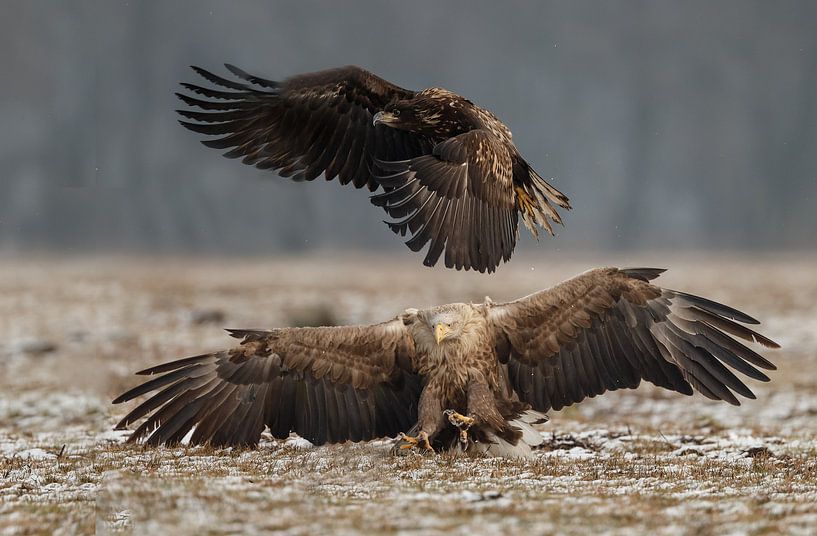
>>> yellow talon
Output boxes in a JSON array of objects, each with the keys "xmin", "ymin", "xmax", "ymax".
[
  {"xmin": 515, "ymin": 186, "xmax": 536, "ymax": 214},
  {"xmin": 399, "ymin": 433, "xmax": 416, "ymax": 449},
  {"xmin": 444, "ymin": 410, "xmax": 475, "ymax": 429},
  {"xmin": 399, "ymin": 431, "xmax": 432, "ymax": 451}
]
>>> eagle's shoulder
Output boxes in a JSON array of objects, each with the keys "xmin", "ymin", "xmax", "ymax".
[
  {"xmin": 417, "ymin": 87, "xmax": 466, "ymax": 102},
  {"xmin": 416, "ymin": 88, "xmax": 512, "ymax": 143}
]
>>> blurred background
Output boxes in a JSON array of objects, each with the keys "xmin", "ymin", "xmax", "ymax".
[
  {"xmin": 2, "ymin": 0, "xmax": 816, "ymax": 257},
  {"xmin": 3, "ymin": 4, "xmax": 817, "ymax": 533}
]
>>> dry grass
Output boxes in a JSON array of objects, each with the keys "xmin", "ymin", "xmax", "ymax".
[{"xmin": 1, "ymin": 253, "xmax": 816, "ymax": 535}]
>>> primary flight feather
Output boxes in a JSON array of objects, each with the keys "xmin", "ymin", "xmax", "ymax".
[
  {"xmin": 113, "ymin": 267, "xmax": 778, "ymax": 457},
  {"xmin": 177, "ymin": 64, "xmax": 571, "ymax": 273}
]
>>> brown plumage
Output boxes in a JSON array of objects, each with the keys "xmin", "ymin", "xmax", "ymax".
[
  {"xmin": 113, "ymin": 267, "xmax": 778, "ymax": 456},
  {"xmin": 177, "ymin": 65, "xmax": 571, "ymax": 273}
]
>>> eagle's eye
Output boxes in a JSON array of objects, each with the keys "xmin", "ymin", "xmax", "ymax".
[{"xmin": 392, "ymin": 109, "xmax": 401, "ymax": 117}]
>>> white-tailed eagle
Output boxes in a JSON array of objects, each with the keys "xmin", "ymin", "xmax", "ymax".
[{"xmin": 113, "ymin": 267, "xmax": 778, "ymax": 457}]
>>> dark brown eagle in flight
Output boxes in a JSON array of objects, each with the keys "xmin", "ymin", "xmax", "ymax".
[
  {"xmin": 176, "ymin": 65, "xmax": 571, "ymax": 273},
  {"xmin": 113, "ymin": 267, "xmax": 778, "ymax": 457}
]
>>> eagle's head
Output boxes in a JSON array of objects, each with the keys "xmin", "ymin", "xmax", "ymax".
[
  {"xmin": 372, "ymin": 101, "xmax": 424, "ymax": 131},
  {"xmin": 418, "ymin": 303, "xmax": 481, "ymax": 346},
  {"xmin": 372, "ymin": 91, "xmax": 461, "ymax": 137}
]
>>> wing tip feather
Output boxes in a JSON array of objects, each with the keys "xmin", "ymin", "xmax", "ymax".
[{"xmin": 621, "ymin": 267, "xmax": 667, "ymax": 282}]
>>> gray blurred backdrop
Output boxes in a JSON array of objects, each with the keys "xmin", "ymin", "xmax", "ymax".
[{"xmin": 2, "ymin": 0, "xmax": 816, "ymax": 256}]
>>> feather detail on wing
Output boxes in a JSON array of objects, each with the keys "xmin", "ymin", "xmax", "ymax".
[
  {"xmin": 177, "ymin": 65, "xmax": 432, "ymax": 191},
  {"xmin": 486, "ymin": 267, "xmax": 778, "ymax": 411},
  {"xmin": 370, "ymin": 129, "xmax": 518, "ymax": 273},
  {"xmin": 112, "ymin": 318, "xmax": 421, "ymax": 447}
]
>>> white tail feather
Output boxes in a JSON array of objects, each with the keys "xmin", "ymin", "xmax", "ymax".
[{"xmin": 464, "ymin": 410, "xmax": 547, "ymax": 459}]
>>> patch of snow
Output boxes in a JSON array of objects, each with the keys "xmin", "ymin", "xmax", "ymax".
[
  {"xmin": 13, "ymin": 448, "xmax": 57, "ymax": 460},
  {"xmin": 98, "ymin": 429, "xmax": 131, "ymax": 443},
  {"xmin": 284, "ymin": 436, "xmax": 314, "ymax": 450},
  {"xmin": 543, "ymin": 446, "xmax": 595, "ymax": 460}
]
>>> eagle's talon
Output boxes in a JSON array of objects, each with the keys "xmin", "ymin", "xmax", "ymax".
[
  {"xmin": 444, "ymin": 409, "xmax": 475, "ymax": 430},
  {"xmin": 399, "ymin": 431, "xmax": 432, "ymax": 451},
  {"xmin": 515, "ymin": 186, "xmax": 536, "ymax": 214},
  {"xmin": 398, "ymin": 432, "xmax": 417, "ymax": 450}
]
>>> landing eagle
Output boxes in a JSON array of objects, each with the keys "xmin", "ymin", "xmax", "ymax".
[
  {"xmin": 177, "ymin": 64, "xmax": 570, "ymax": 273},
  {"xmin": 113, "ymin": 268, "xmax": 778, "ymax": 457}
]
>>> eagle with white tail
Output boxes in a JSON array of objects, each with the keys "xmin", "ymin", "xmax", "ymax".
[{"xmin": 113, "ymin": 267, "xmax": 778, "ymax": 457}]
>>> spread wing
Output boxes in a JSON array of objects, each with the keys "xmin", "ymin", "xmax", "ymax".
[
  {"xmin": 370, "ymin": 129, "xmax": 518, "ymax": 273},
  {"xmin": 486, "ymin": 267, "xmax": 779, "ymax": 411},
  {"xmin": 112, "ymin": 319, "xmax": 420, "ymax": 447},
  {"xmin": 177, "ymin": 65, "xmax": 433, "ymax": 191}
]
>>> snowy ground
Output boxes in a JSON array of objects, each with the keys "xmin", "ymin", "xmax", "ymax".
[{"xmin": 1, "ymin": 253, "xmax": 816, "ymax": 535}]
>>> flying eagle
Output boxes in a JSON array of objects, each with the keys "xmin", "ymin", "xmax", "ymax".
[
  {"xmin": 113, "ymin": 267, "xmax": 778, "ymax": 457},
  {"xmin": 176, "ymin": 64, "xmax": 571, "ymax": 273}
]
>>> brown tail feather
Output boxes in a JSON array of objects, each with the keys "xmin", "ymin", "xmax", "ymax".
[{"xmin": 516, "ymin": 166, "xmax": 570, "ymax": 238}]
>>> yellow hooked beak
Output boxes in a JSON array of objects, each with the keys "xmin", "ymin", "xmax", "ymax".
[{"xmin": 434, "ymin": 323, "xmax": 451, "ymax": 345}]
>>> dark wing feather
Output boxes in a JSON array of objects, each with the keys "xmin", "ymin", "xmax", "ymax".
[
  {"xmin": 487, "ymin": 267, "xmax": 779, "ymax": 411},
  {"xmin": 113, "ymin": 319, "xmax": 420, "ymax": 447},
  {"xmin": 370, "ymin": 129, "xmax": 518, "ymax": 273},
  {"xmin": 177, "ymin": 65, "xmax": 432, "ymax": 191}
]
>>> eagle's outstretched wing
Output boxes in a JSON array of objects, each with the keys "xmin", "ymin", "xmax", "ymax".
[
  {"xmin": 113, "ymin": 319, "xmax": 420, "ymax": 447},
  {"xmin": 177, "ymin": 65, "xmax": 433, "ymax": 191},
  {"xmin": 486, "ymin": 267, "xmax": 778, "ymax": 411},
  {"xmin": 370, "ymin": 130, "xmax": 518, "ymax": 273}
]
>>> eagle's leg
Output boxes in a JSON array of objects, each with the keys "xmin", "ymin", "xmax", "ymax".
[
  {"xmin": 515, "ymin": 186, "xmax": 536, "ymax": 214},
  {"xmin": 449, "ymin": 377, "xmax": 506, "ymax": 444},
  {"xmin": 416, "ymin": 385, "xmax": 447, "ymax": 443},
  {"xmin": 514, "ymin": 186, "xmax": 540, "ymax": 237},
  {"xmin": 394, "ymin": 385, "xmax": 446, "ymax": 453},
  {"xmin": 444, "ymin": 410, "xmax": 475, "ymax": 444}
]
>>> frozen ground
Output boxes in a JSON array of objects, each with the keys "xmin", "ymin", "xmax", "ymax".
[{"xmin": 1, "ymin": 253, "xmax": 816, "ymax": 535}]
